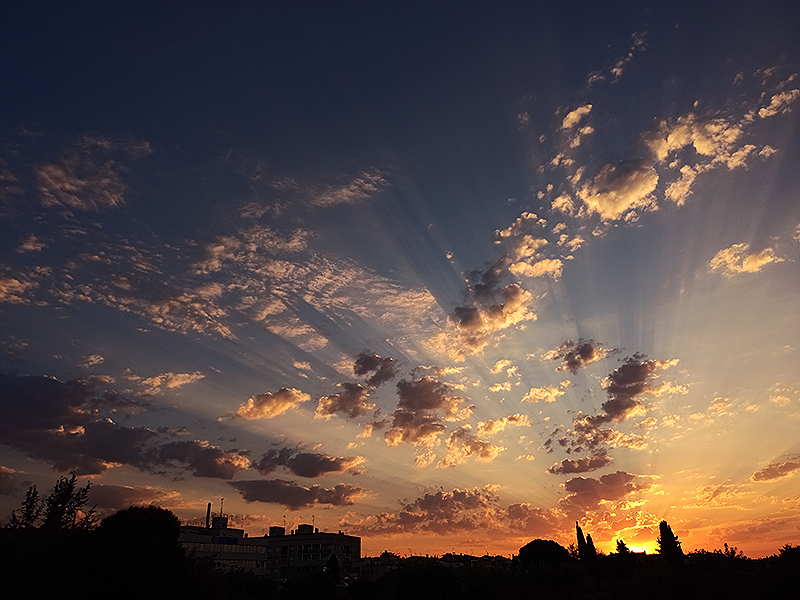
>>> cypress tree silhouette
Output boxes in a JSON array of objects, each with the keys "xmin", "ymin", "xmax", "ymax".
[
  {"xmin": 657, "ymin": 520, "xmax": 684, "ymax": 569},
  {"xmin": 576, "ymin": 521, "xmax": 598, "ymax": 562},
  {"xmin": 586, "ymin": 533, "xmax": 597, "ymax": 559}
]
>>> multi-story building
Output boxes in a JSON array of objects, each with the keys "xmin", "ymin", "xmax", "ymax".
[
  {"xmin": 263, "ymin": 524, "xmax": 360, "ymax": 580},
  {"xmin": 179, "ymin": 516, "xmax": 360, "ymax": 580},
  {"xmin": 179, "ymin": 515, "xmax": 269, "ymax": 574}
]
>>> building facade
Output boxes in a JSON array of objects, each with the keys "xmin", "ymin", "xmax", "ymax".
[{"xmin": 179, "ymin": 518, "xmax": 360, "ymax": 580}]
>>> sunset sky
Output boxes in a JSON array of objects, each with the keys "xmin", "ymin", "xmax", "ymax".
[{"xmin": 2, "ymin": 1, "xmax": 800, "ymax": 558}]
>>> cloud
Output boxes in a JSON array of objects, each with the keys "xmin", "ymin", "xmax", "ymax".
[
  {"xmin": 509, "ymin": 258, "xmax": 564, "ymax": 279},
  {"xmin": 341, "ymin": 485, "xmax": 502, "ymax": 536},
  {"xmin": 476, "ymin": 414, "xmax": 531, "ymax": 436},
  {"xmin": 308, "ymin": 168, "xmax": 389, "ymax": 207},
  {"xmin": 0, "ymin": 272, "xmax": 39, "ymax": 304},
  {"xmin": 544, "ymin": 339, "xmax": 611, "ymax": 373},
  {"xmin": 522, "ymin": 383, "xmax": 568, "ymax": 403},
  {"xmin": 437, "ymin": 426, "xmax": 505, "ymax": 467},
  {"xmin": 36, "ymin": 135, "xmax": 152, "ymax": 211},
  {"xmin": 254, "ymin": 448, "xmax": 363, "ymax": 478},
  {"xmin": 138, "ymin": 371, "xmax": 205, "ymax": 396},
  {"xmin": 316, "ymin": 382, "xmax": 375, "ymax": 420},
  {"xmin": 383, "ymin": 376, "xmax": 473, "ymax": 455},
  {"xmin": 230, "ymin": 479, "xmax": 366, "ymax": 509},
  {"xmin": 383, "ymin": 409, "xmax": 447, "ymax": 450},
  {"xmin": 561, "ymin": 105, "xmax": 592, "ymax": 129},
  {"xmin": 547, "ymin": 452, "xmax": 612, "ymax": 475},
  {"xmin": 709, "ymin": 243, "xmax": 783, "ymax": 276},
  {"xmin": 87, "ymin": 484, "xmax": 183, "ymax": 509},
  {"xmin": 236, "ymin": 387, "xmax": 310, "ymax": 419},
  {"xmin": 561, "ymin": 471, "xmax": 652, "ymax": 510},
  {"xmin": 394, "ymin": 377, "xmax": 471, "ymax": 419},
  {"xmin": 0, "ymin": 372, "xmax": 158, "ymax": 475},
  {"xmin": 645, "ymin": 113, "xmax": 743, "ymax": 162},
  {"xmin": 575, "ymin": 159, "xmax": 659, "ymax": 221},
  {"xmin": 490, "ymin": 359, "xmax": 512, "ymax": 374},
  {"xmin": 757, "ymin": 89, "xmax": 800, "ymax": 118},
  {"xmin": 156, "ymin": 440, "xmax": 250, "ymax": 479},
  {"xmin": 439, "ymin": 281, "xmax": 535, "ymax": 360},
  {"xmin": 353, "ymin": 351, "xmax": 397, "ymax": 387},
  {"xmin": 751, "ymin": 455, "xmax": 800, "ymax": 482},
  {"xmin": 554, "ymin": 354, "xmax": 679, "ymax": 455},
  {"xmin": 0, "ymin": 466, "xmax": 24, "ymax": 496}
]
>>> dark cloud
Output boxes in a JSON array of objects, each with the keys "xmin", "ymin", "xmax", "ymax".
[
  {"xmin": 353, "ymin": 352, "xmax": 397, "ymax": 387},
  {"xmin": 395, "ymin": 377, "xmax": 469, "ymax": 417},
  {"xmin": 545, "ymin": 339, "xmax": 611, "ymax": 374},
  {"xmin": 751, "ymin": 455, "xmax": 800, "ymax": 482},
  {"xmin": 552, "ymin": 354, "xmax": 677, "ymax": 455},
  {"xmin": 254, "ymin": 447, "xmax": 363, "ymax": 478},
  {"xmin": 0, "ymin": 372, "xmax": 157, "ymax": 475},
  {"xmin": 600, "ymin": 353, "xmax": 666, "ymax": 421},
  {"xmin": 229, "ymin": 479, "xmax": 365, "ymax": 510},
  {"xmin": 384, "ymin": 409, "xmax": 446, "ymax": 448},
  {"xmin": 342, "ymin": 486, "xmax": 501, "ymax": 536},
  {"xmin": 505, "ymin": 503, "xmax": 560, "ymax": 537},
  {"xmin": 156, "ymin": 440, "xmax": 250, "ymax": 479},
  {"xmin": 87, "ymin": 484, "xmax": 178, "ymax": 509},
  {"xmin": 315, "ymin": 382, "xmax": 374, "ymax": 419},
  {"xmin": 446, "ymin": 281, "xmax": 534, "ymax": 359},
  {"xmin": 384, "ymin": 377, "xmax": 471, "ymax": 450},
  {"xmin": 0, "ymin": 468, "xmax": 24, "ymax": 496},
  {"xmin": 547, "ymin": 452, "xmax": 612, "ymax": 475},
  {"xmin": 561, "ymin": 471, "xmax": 652, "ymax": 511}
]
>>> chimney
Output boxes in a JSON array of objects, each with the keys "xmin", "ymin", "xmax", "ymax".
[{"xmin": 206, "ymin": 502, "xmax": 211, "ymax": 528}]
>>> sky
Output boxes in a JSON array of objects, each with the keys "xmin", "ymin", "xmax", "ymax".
[{"xmin": 1, "ymin": 1, "xmax": 800, "ymax": 558}]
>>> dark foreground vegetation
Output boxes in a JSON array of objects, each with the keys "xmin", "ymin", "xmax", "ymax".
[{"xmin": 1, "ymin": 475, "xmax": 798, "ymax": 599}]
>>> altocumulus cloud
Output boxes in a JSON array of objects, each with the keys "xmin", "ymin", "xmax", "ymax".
[
  {"xmin": 254, "ymin": 447, "xmax": 364, "ymax": 478},
  {"xmin": 751, "ymin": 455, "xmax": 800, "ymax": 482},
  {"xmin": 236, "ymin": 387, "xmax": 310, "ymax": 419},
  {"xmin": 229, "ymin": 479, "xmax": 366, "ymax": 509},
  {"xmin": 709, "ymin": 243, "xmax": 783, "ymax": 276}
]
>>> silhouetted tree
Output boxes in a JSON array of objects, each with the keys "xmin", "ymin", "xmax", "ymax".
[
  {"xmin": 42, "ymin": 472, "xmax": 95, "ymax": 530},
  {"xmin": 576, "ymin": 521, "xmax": 587, "ymax": 558},
  {"xmin": 616, "ymin": 539, "xmax": 631, "ymax": 554},
  {"xmin": 518, "ymin": 538, "xmax": 571, "ymax": 568},
  {"xmin": 5, "ymin": 486, "xmax": 41, "ymax": 529},
  {"xmin": 657, "ymin": 520, "xmax": 684, "ymax": 569},
  {"xmin": 94, "ymin": 505, "xmax": 185, "ymax": 599},
  {"xmin": 585, "ymin": 533, "xmax": 597, "ymax": 558}
]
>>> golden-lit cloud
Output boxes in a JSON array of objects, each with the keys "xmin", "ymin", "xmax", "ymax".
[
  {"xmin": 437, "ymin": 426, "xmax": 505, "ymax": 467},
  {"xmin": 139, "ymin": 371, "xmax": 205, "ymax": 396},
  {"xmin": 561, "ymin": 105, "xmax": 592, "ymax": 129},
  {"xmin": 477, "ymin": 414, "xmax": 531, "ymax": 436},
  {"xmin": 757, "ymin": 89, "xmax": 800, "ymax": 118},
  {"xmin": 575, "ymin": 159, "xmax": 659, "ymax": 221},
  {"xmin": 36, "ymin": 135, "xmax": 152, "ymax": 211},
  {"xmin": 751, "ymin": 455, "xmax": 800, "ymax": 482},
  {"xmin": 522, "ymin": 383, "xmax": 567, "ymax": 403},
  {"xmin": 544, "ymin": 339, "xmax": 611, "ymax": 373},
  {"xmin": 236, "ymin": 387, "xmax": 311, "ymax": 419},
  {"xmin": 709, "ymin": 243, "xmax": 783, "ymax": 276},
  {"xmin": 315, "ymin": 383, "xmax": 375, "ymax": 420}
]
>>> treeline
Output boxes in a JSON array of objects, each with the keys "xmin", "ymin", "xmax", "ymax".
[
  {"xmin": 0, "ymin": 474, "xmax": 274, "ymax": 599},
  {"xmin": 2, "ymin": 474, "xmax": 798, "ymax": 599}
]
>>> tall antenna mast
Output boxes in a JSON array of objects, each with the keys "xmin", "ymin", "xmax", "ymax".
[{"xmin": 220, "ymin": 497, "xmax": 224, "ymax": 516}]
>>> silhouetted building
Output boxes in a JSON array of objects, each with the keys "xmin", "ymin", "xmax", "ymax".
[
  {"xmin": 263, "ymin": 523, "xmax": 360, "ymax": 579},
  {"xmin": 179, "ymin": 518, "xmax": 361, "ymax": 579}
]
